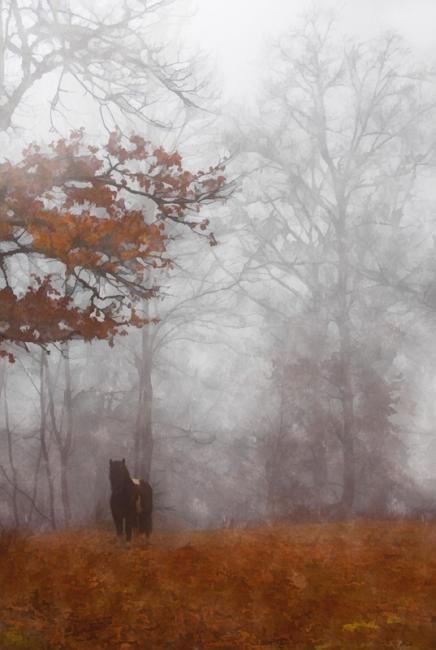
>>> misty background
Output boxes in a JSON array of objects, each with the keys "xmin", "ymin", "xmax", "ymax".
[{"xmin": 2, "ymin": 0, "xmax": 436, "ymax": 531}]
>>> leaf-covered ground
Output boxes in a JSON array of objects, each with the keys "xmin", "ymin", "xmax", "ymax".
[{"xmin": 1, "ymin": 520, "xmax": 436, "ymax": 649}]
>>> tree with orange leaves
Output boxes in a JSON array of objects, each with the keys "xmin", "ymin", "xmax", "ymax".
[{"xmin": 0, "ymin": 129, "xmax": 230, "ymax": 361}]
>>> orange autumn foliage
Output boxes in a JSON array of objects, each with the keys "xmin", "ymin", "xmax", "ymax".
[
  {"xmin": 0, "ymin": 129, "xmax": 228, "ymax": 360},
  {"xmin": 1, "ymin": 520, "xmax": 436, "ymax": 649}
]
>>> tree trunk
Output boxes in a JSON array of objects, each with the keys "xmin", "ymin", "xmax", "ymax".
[
  {"xmin": 39, "ymin": 351, "xmax": 57, "ymax": 530},
  {"xmin": 1, "ymin": 368, "xmax": 20, "ymax": 526},
  {"xmin": 61, "ymin": 345, "xmax": 73, "ymax": 525},
  {"xmin": 59, "ymin": 450, "xmax": 71, "ymax": 526},
  {"xmin": 44, "ymin": 346, "xmax": 73, "ymax": 526},
  {"xmin": 340, "ymin": 434, "xmax": 355, "ymax": 511},
  {"xmin": 311, "ymin": 435, "xmax": 328, "ymax": 494},
  {"xmin": 134, "ymin": 323, "xmax": 154, "ymax": 482},
  {"xmin": 265, "ymin": 365, "xmax": 287, "ymax": 519},
  {"xmin": 334, "ymin": 180, "xmax": 356, "ymax": 514},
  {"xmin": 337, "ymin": 317, "xmax": 356, "ymax": 513},
  {"xmin": 27, "ymin": 446, "xmax": 43, "ymax": 527}
]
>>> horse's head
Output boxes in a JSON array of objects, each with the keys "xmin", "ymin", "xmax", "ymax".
[{"xmin": 109, "ymin": 458, "xmax": 130, "ymax": 493}]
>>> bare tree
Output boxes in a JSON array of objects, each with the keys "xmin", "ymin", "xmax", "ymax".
[
  {"xmin": 225, "ymin": 17, "xmax": 436, "ymax": 513},
  {"xmin": 114, "ymin": 243, "xmax": 243, "ymax": 483},
  {"xmin": 0, "ymin": 0, "xmax": 203, "ymax": 132}
]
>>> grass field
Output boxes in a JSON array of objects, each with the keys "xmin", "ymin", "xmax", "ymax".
[{"xmin": 1, "ymin": 520, "xmax": 436, "ymax": 649}]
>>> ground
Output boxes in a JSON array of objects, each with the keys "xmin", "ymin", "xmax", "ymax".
[{"xmin": 0, "ymin": 520, "xmax": 436, "ymax": 649}]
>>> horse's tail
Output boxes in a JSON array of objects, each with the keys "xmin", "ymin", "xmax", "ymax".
[{"xmin": 139, "ymin": 480, "xmax": 153, "ymax": 537}]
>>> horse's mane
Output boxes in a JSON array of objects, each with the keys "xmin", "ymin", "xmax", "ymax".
[{"xmin": 109, "ymin": 459, "xmax": 133, "ymax": 489}]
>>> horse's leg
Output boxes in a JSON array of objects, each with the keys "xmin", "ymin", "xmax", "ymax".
[
  {"xmin": 145, "ymin": 510, "xmax": 153, "ymax": 538},
  {"xmin": 116, "ymin": 516, "xmax": 123, "ymax": 537},
  {"xmin": 111, "ymin": 498, "xmax": 124, "ymax": 538},
  {"xmin": 125, "ymin": 515, "xmax": 133, "ymax": 543},
  {"xmin": 111, "ymin": 512, "xmax": 123, "ymax": 539}
]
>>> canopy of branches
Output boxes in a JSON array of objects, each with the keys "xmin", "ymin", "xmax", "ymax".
[{"xmin": 0, "ymin": 129, "xmax": 228, "ymax": 361}]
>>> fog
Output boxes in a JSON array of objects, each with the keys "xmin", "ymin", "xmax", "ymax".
[
  {"xmin": 2, "ymin": 0, "xmax": 436, "ymax": 532},
  {"xmin": 191, "ymin": 0, "xmax": 436, "ymax": 99}
]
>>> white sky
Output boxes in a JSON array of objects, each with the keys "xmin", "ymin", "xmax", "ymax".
[{"xmin": 189, "ymin": 0, "xmax": 436, "ymax": 98}]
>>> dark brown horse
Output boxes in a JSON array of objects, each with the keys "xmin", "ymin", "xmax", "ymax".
[{"xmin": 109, "ymin": 459, "xmax": 153, "ymax": 543}]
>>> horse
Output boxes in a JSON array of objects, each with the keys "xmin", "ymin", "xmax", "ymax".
[{"xmin": 109, "ymin": 458, "xmax": 153, "ymax": 543}]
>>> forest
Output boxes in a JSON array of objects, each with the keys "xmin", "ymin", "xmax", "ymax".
[{"xmin": 1, "ymin": 1, "xmax": 436, "ymax": 648}]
